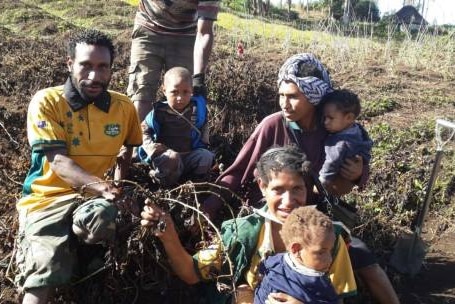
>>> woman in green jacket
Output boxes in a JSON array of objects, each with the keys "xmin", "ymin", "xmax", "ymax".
[{"xmin": 141, "ymin": 146, "xmax": 356, "ymax": 303}]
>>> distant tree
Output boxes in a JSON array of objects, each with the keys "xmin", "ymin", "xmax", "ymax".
[
  {"xmin": 354, "ymin": 1, "xmax": 380, "ymax": 22},
  {"xmin": 263, "ymin": 0, "xmax": 270, "ymax": 15},
  {"xmin": 342, "ymin": 0, "xmax": 350, "ymax": 24},
  {"xmin": 324, "ymin": 0, "xmax": 345, "ymax": 20},
  {"xmin": 287, "ymin": 0, "xmax": 292, "ymax": 17},
  {"xmin": 250, "ymin": 0, "xmax": 264, "ymax": 15},
  {"xmin": 322, "ymin": 0, "xmax": 380, "ymax": 22}
]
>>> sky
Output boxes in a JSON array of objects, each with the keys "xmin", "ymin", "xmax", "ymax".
[{"xmin": 376, "ymin": 0, "xmax": 455, "ymax": 25}]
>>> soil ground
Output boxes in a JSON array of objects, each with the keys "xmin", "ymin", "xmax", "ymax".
[{"xmin": 1, "ymin": 1, "xmax": 455, "ymax": 303}]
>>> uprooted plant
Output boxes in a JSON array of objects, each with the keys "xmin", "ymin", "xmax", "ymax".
[{"xmin": 64, "ymin": 179, "xmax": 248, "ymax": 304}]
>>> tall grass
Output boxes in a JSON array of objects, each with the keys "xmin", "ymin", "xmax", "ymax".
[{"xmin": 218, "ymin": 10, "xmax": 454, "ymax": 79}]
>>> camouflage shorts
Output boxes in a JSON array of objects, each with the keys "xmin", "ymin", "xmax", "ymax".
[{"xmin": 15, "ymin": 198, "xmax": 117, "ymax": 290}]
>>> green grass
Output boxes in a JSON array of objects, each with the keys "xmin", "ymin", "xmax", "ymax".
[
  {"xmin": 361, "ymin": 98, "xmax": 399, "ymax": 118},
  {"xmin": 216, "ymin": 12, "xmax": 319, "ymax": 46},
  {"xmin": 368, "ymin": 120, "xmax": 434, "ymax": 160}
]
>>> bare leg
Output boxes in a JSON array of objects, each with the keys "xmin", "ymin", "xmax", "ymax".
[
  {"xmin": 22, "ymin": 287, "xmax": 51, "ymax": 304},
  {"xmin": 357, "ymin": 264, "xmax": 400, "ymax": 304}
]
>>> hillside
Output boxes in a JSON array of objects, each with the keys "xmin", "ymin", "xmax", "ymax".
[{"xmin": 1, "ymin": 0, "xmax": 455, "ymax": 303}]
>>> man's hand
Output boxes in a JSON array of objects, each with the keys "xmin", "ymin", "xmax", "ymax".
[
  {"xmin": 47, "ymin": 150, "xmax": 123, "ymax": 201},
  {"xmin": 85, "ymin": 181, "xmax": 121, "ymax": 201},
  {"xmin": 192, "ymin": 73, "xmax": 207, "ymax": 98},
  {"xmin": 102, "ymin": 185, "xmax": 121, "ymax": 201},
  {"xmin": 340, "ymin": 155, "xmax": 363, "ymax": 182},
  {"xmin": 115, "ymin": 145, "xmax": 133, "ymax": 182}
]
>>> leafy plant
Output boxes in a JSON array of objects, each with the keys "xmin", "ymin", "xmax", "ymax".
[{"xmin": 360, "ymin": 98, "xmax": 398, "ymax": 118}]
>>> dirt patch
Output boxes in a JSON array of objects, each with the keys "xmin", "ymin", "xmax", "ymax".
[{"xmin": 395, "ymin": 223, "xmax": 455, "ymax": 304}]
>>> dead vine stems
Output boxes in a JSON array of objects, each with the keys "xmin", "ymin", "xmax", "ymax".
[{"xmin": 71, "ymin": 179, "xmax": 245, "ymax": 302}]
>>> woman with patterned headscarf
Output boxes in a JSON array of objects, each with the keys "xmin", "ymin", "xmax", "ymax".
[
  {"xmin": 201, "ymin": 53, "xmax": 399, "ymax": 304},
  {"xmin": 205, "ymin": 53, "xmax": 361, "ymax": 214}
]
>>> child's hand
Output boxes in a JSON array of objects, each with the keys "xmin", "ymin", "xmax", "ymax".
[
  {"xmin": 265, "ymin": 292, "xmax": 303, "ymax": 303},
  {"xmin": 152, "ymin": 143, "xmax": 168, "ymax": 157},
  {"xmin": 82, "ymin": 180, "xmax": 121, "ymax": 202},
  {"xmin": 143, "ymin": 143, "xmax": 168, "ymax": 158},
  {"xmin": 153, "ymin": 143, "xmax": 167, "ymax": 155},
  {"xmin": 340, "ymin": 155, "xmax": 363, "ymax": 182}
]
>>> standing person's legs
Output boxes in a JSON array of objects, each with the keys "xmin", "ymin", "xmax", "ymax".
[
  {"xmin": 128, "ymin": 25, "xmax": 165, "ymax": 122},
  {"xmin": 164, "ymin": 34, "xmax": 195, "ymax": 75},
  {"xmin": 349, "ymin": 237, "xmax": 400, "ymax": 304}
]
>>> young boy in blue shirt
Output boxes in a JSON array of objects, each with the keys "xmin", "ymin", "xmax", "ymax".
[{"xmin": 138, "ymin": 67, "xmax": 214, "ymax": 187}]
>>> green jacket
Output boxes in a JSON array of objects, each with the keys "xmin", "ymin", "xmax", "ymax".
[{"xmin": 193, "ymin": 209, "xmax": 265, "ymax": 304}]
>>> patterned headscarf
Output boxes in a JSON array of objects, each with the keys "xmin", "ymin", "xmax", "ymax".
[{"xmin": 277, "ymin": 53, "xmax": 333, "ymax": 106}]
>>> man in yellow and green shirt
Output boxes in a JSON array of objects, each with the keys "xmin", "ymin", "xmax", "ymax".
[{"xmin": 15, "ymin": 29, "xmax": 142, "ymax": 304}]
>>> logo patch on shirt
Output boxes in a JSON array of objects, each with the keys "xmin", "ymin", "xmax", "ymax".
[
  {"xmin": 37, "ymin": 120, "xmax": 47, "ymax": 128},
  {"xmin": 72, "ymin": 137, "xmax": 81, "ymax": 146},
  {"xmin": 104, "ymin": 124, "xmax": 121, "ymax": 137}
]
